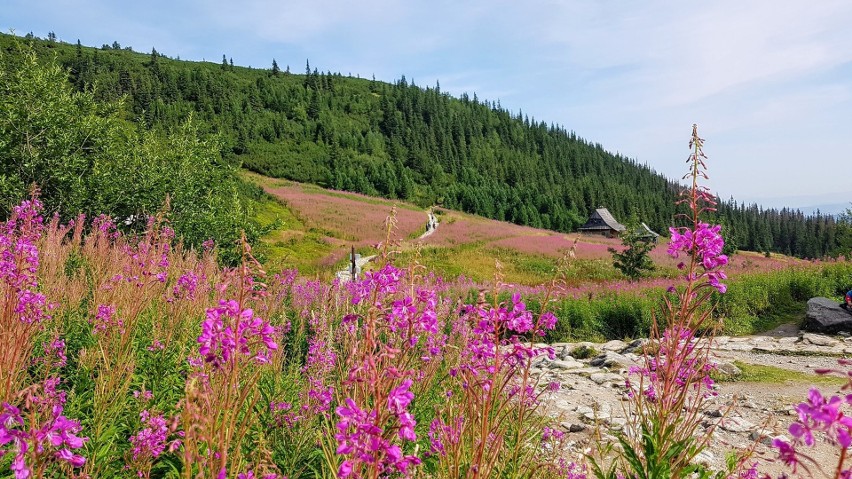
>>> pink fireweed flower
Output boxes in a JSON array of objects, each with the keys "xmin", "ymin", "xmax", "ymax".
[
  {"xmin": 171, "ymin": 271, "xmax": 201, "ymax": 301},
  {"xmin": 92, "ymin": 304, "xmax": 123, "ymax": 335},
  {"xmin": 667, "ymin": 222, "xmax": 728, "ymax": 293},
  {"xmin": 129, "ymin": 410, "xmax": 169, "ymax": 462},
  {"xmin": 41, "ymin": 337, "xmax": 66, "ymax": 369},
  {"xmin": 506, "ymin": 293, "xmax": 534, "ymax": 333},
  {"xmin": 541, "ymin": 426, "xmax": 564, "ymax": 442},
  {"xmin": 0, "ymin": 380, "xmax": 88, "ymax": 477},
  {"xmin": 91, "ymin": 214, "xmax": 119, "ymax": 239},
  {"xmin": 1, "ymin": 202, "xmax": 51, "ymax": 324},
  {"xmin": 786, "ymin": 388, "xmax": 852, "ymax": 449},
  {"xmin": 772, "ymin": 438, "xmax": 798, "ymax": 469},
  {"xmin": 428, "ymin": 417, "xmax": 464, "ymax": 457},
  {"xmin": 555, "ymin": 459, "xmax": 588, "ymax": 479},
  {"xmin": 270, "ymin": 402, "xmax": 303, "ymax": 428},
  {"xmin": 197, "ymin": 300, "xmax": 278, "ymax": 369},
  {"xmin": 387, "ymin": 380, "xmax": 414, "ymax": 414},
  {"xmin": 302, "ymin": 338, "xmax": 337, "ymax": 375},
  {"xmin": 335, "ymin": 396, "xmax": 421, "ymax": 477},
  {"xmin": 350, "ymin": 264, "xmax": 404, "ymax": 306},
  {"xmin": 236, "ymin": 471, "xmax": 285, "ymax": 479},
  {"xmin": 133, "ymin": 390, "xmax": 154, "ymax": 402}
]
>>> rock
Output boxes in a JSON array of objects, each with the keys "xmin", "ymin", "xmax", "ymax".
[
  {"xmin": 801, "ymin": 332, "xmax": 840, "ymax": 347},
  {"xmin": 601, "ymin": 340, "xmax": 628, "ymax": 352},
  {"xmin": 802, "ymin": 297, "xmax": 852, "ymax": 334},
  {"xmin": 716, "ymin": 416, "xmax": 755, "ymax": 433},
  {"xmin": 548, "ymin": 359, "xmax": 585, "ymax": 370},
  {"xmin": 609, "ymin": 417, "xmax": 627, "ymax": 430},
  {"xmin": 569, "ymin": 367, "xmax": 606, "ymax": 376},
  {"xmin": 576, "ymin": 405, "xmax": 594, "ymax": 416},
  {"xmin": 749, "ymin": 429, "xmax": 777, "ymax": 446},
  {"xmin": 722, "ymin": 342, "xmax": 754, "ymax": 352},
  {"xmin": 590, "ymin": 352, "xmax": 636, "ymax": 369},
  {"xmin": 567, "ymin": 423, "xmax": 586, "ymax": 433},
  {"xmin": 622, "ymin": 338, "xmax": 648, "ymax": 354},
  {"xmin": 549, "ymin": 399, "xmax": 574, "ymax": 410},
  {"xmin": 567, "ymin": 343, "xmax": 599, "ymax": 360},
  {"xmin": 714, "ymin": 361, "xmax": 742, "ymax": 377},
  {"xmin": 590, "ymin": 372, "xmax": 623, "ymax": 385}
]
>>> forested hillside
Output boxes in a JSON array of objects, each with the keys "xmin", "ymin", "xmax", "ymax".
[{"xmin": 2, "ymin": 32, "xmax": 849, "ymax": 258}]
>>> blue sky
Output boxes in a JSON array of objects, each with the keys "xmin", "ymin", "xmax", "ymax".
[{"xmin": 5, "ymin": 1, "xmax": 852, "ymax": 213}]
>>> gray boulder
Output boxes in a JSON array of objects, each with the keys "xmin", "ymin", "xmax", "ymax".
[{"xmin": 802, "ymin": 297, "xmax": 852, "ymax": 334}]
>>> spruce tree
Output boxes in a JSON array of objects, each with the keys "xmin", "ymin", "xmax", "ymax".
[
  {"xmin": 271, "ymin": 58, "xmax": 280, "ymax": 76},
  {"xmin": 609, "ymin": 218, "xmax": 656, "ymax": 281}
]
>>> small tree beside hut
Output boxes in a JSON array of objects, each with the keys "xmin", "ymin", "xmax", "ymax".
[{"xmin": 608, "ymin": 219, "xmax": 657, "ymax": 281}]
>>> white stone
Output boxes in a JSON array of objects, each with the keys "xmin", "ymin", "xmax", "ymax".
[
  {"xmin": 801, "ymin": 333, "xmax": 839, "ymax": 347},
  {"xmin": 590, "ymin": 372, "xmax": 623, "ymax": 385},
  {"xmin": 549, "ymin": 359, "xmax": 585, "ymax": 370},
  {"xmin": 716, "ymin": 416, "xmax": 756, "ymax": 433}
]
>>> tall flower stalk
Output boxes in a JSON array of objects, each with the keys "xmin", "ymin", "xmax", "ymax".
[
  {"xmin": 591, "ymin": 125, "xmax": 741, "ymax": 479},
  {"xmin": 179, "ymin": 236, "xmax": 280, "ymax": 479},
  {"xmin": 0, "ymin": 197, "xmax": 50, "ymax": 404}
]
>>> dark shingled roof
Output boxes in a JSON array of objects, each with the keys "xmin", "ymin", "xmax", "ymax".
[{"xmin": 578, "ymin": 208, "xmax": 626, "ymax": 232}]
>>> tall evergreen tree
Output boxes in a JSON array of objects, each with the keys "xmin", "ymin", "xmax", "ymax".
[{"xmin": 9, "ymin": 32, "xmax": 842, "ymax": 260}]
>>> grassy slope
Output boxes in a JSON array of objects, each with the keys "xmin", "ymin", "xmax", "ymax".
[{"xmin": 245, "ymin": 171, "xmax": 809, "ymax": 286}]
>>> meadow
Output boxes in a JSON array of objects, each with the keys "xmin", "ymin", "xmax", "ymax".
[
  {"xmin": 247, "ymin": 173, "xmax": 808, "ymax": 288},
  {"xmin": 245, "ymin": 172, "xmax": 837, "ymax": 343},
  {"xmin": 4, "ymin": 38, "xmax": 851, "ymax": 479},
  {"xmin": 1, "ymin": 197, "xmax": 585, "ymax": 479},
  {"xmin": 3, "ymin": 191, "xmax": 851, "ymax": 478}
]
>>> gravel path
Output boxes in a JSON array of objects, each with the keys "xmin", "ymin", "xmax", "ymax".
[{"xmin": 536, "ymin": 324, "xmax": 850, "ymax": 477}]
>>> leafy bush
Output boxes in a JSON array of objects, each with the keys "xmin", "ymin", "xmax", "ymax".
[{"xmin": 0, "ymin": 41, "xmax": 258, "ymax": 264}]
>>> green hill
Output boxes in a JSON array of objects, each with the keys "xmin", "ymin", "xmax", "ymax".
[{"xmin": 1, "ymin": 32, "xmax": 849, "ymax": 259}]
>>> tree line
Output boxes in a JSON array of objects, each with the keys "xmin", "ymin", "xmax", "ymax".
[{"xmin": 2, "ymin": 32, "xmax": 850, "ymax": 258}]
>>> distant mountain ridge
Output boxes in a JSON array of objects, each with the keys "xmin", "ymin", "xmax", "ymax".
[
  {"xmin": 800, "ymin": 203, "xmax": 848, "ymax": 217},
  {"xmin": 2, "ymin": 32, "xmax": 849, "ymax": 258}
]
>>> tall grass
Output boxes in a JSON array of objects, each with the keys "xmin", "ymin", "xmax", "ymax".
[{"xmin": 0, "ymin": 200, "xmax": 582, "ymax": 478}]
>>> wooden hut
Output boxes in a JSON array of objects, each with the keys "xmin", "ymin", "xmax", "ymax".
[
  {"xmin": 635, "ymin": 222, "xmax": 660, "ymax": 243},
  {"xmin": 578, "ymin": 207, "xmax": 626, "ymax": 238}
]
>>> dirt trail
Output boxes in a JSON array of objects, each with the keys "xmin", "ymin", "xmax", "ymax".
[{"xmin": 337, "ymin": 209, "xmax": 437, "ymax": 280}]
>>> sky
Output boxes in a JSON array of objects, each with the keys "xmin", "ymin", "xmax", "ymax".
[{"xmin": 4, "ymin": 1, "xmax": 852, "ymax": 213}]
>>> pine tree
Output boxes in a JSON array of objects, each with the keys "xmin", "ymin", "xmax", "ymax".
[
  {"xmin": 609, "ymin": 218, "xmax": 656, "ymax": 281},
  {"xmin": 221, "ymin": 54, "xmax": 228, "ymax": 70},
  {"xmin": 271, "ymin": 58, "xmax": 280, "ymax": 76}
]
